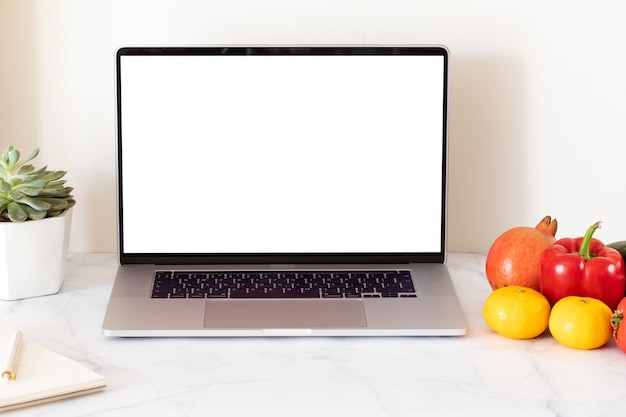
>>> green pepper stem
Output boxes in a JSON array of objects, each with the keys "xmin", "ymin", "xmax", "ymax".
[
  {"xmin": 579, "ymin": 221, "xmax": 601, "ymax": 261},
  {"xmin": 611, "ymin": 310, "xmax": 623, "ymax": 339}
]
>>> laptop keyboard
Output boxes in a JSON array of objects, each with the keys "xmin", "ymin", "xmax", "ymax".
[{"xmin": 151, "ymin": 270, "xmax": 417, "ymax": 299}]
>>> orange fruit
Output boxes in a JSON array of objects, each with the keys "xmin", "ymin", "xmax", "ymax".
[
  {"xmin": 483, "ymin": 286, "xmax": 551, "ymax": 339},
  {"xmin": 485, "ymin": 215, "xmax": 557, "ymax": 291},
  {"xmin": 548, "ymin": 296, "xmax": 612, "ymax": 350}
]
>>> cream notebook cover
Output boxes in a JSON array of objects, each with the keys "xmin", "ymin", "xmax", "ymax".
[{"xmin": 0, "ymin": 321, "xmax": 106, "ymax": 412}]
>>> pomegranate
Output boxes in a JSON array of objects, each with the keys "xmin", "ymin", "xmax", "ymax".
[{"xmin": 485, "ymin": 216, "xmax": 557, "ymax": 291}]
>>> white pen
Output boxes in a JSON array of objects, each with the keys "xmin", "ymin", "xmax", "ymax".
[{"xmin": 2, "ymin": 330, "xmax": 23, "ymax": 382}]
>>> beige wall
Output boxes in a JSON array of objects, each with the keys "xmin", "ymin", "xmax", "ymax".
[{"xmin": 2, "ymin": 0, "xmax": 626, "ymax": 253}]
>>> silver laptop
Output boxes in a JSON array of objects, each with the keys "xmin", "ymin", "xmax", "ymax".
[{"xmin": 102, "ymin": 45, "xmax": 468, "ymax": 337}]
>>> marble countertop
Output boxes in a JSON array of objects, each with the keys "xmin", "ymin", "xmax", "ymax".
[{"xmin": 2, "ymin": 253, "xmax": 626, "ymax": 417}]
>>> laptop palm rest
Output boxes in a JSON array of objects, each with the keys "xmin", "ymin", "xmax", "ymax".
[{"xmin": 204, "ymin": 300, "xmax": 367, "ymax": 329}]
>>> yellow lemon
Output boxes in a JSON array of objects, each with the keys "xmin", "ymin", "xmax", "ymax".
[
  {"xmin": 483, "ymin": 286, "xmax": 551, "ymax": 339},
  {"xmin": 548, "ymin": 296, "xmax": 612, "ymax": 350}
]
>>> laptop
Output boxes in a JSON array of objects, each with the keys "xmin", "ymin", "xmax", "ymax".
[{"xmin": 102, "ymin": 45, "xmax": 468, "ymax": 337}]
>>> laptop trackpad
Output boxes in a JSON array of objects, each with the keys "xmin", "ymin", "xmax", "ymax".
[{"xmin": 204, "ymin": 300, "xmax": 367, "ymax": 329}]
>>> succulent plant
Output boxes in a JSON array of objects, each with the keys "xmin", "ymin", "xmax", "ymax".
[{"xmin": 0, "ymin": 145, "xmax": 75, "ymax": 222}]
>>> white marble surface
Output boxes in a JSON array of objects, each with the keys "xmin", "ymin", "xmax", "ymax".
[{"xmin": 2, "ymin": 253, "xmax": 626, "ymax": 416}]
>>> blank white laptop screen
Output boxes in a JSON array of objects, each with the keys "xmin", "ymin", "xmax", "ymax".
[{"xmin": 118, "ymin": 48, "xmax": 446, "ymax": 257}]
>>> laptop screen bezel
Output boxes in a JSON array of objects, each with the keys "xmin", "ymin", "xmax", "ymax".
[{"xmin": 115, "ymin": 46, "xmax": 449, "ymax": 265}]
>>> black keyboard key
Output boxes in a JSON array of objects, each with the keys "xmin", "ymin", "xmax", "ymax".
[
  {"xmin": 207, "ymin": 290, "xmax": 228, "ymax": 298},
  {"xmin": 189, "ymin": 291, "xmax": 207, "ymax": 299},
  {"xmin": 322, "ymin": 288, "xmax": 343, "ymax": 298},
  {"xmin": 151, "ymin": 291, "xmax": 170, "ymax": 298}
]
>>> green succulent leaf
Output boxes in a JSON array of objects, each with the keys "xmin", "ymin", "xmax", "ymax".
[
  {"xmin": 39, "ymin": 170, "xmax": 67, "ymax": 182},
  {"xmin": 9, "ymin": 177, "xmax": 23, "ymax": 187},
  {"xmin": 8, "ymin": 191, "xmax": 25, "ymax": 201},
  {"xmin": 7, "ymin": 147, "xmax": 20, "ymax": 168},
  {"xmin": 13, "ymin": 148, "xmax": 40, "ymax": 171},
  {"xmin": 40, "ymin": 187, "xmax": 74, "ymax": 198},
  {"xmin": 17, "ymin": 166, "xmax": 48, "ymax": 182},
  {"xmin": 22, "ymin": 205, "xmax": 47, "ymax": 220},
  {"xmin": 45, "ymin": 179, "xmax": 67, "ymax": 188},
  {"xmin": 17, "ymin": 164, "xmax": 35, "ymax": 175},
  {"xmin": 12, "ymin": 187, "xmax": 42, "ymax": 197},
  {"xmin": 18, "ymin": 196, "xmax": 52, "ymax": 211},
  {"xmin": 14, "ymin": 180, "xmax": 46, "ymax": 191},
  {"xmin": 7, "ymin": 202, "xmax": 28, "ymax": 222},
  {"xmin": 36, "ymin": 197, "xmax": 69, "ymax": 210}
]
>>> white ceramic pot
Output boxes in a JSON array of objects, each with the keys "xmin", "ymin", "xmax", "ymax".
[{"xmin": 0, "ymin": 209, "xmax": 72, "ymax": 300}]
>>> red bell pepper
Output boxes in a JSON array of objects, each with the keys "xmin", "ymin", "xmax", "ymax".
[{"xmin": 540, "ymin": 221, "xmax": 626, "ymax": 310}]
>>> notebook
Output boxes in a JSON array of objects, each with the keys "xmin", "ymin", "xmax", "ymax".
[
  {"xmin": 0, "ymin": 322, "xmax": 105, "ymax": 411},
  {"xmin": 102, "ymin": 45, "xmax": 468, "ymax": 337}
]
